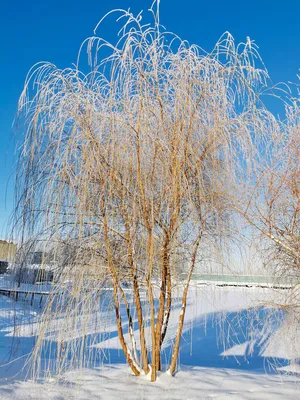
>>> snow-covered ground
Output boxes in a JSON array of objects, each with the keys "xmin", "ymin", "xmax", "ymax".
[
  {"xmin": 0, "ymin": 364, "xmax": 299, "ymax": 400},
  {"xmin": 0, "ymin": 277, "xmax": 299, "ymax": 399}
]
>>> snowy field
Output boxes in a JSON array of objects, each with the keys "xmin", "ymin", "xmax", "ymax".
[
  {"xmin": 0, "ymin": 278, "xmax": 299, "ymax": 399},
  {"xmin": 0, "ymin": 364, "xmax": 299, "ymax": 400}
]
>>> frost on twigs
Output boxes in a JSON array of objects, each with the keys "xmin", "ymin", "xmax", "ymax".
[{"xmin": 12, "ymin": 0, "xmax": 295, "ymax": 382}]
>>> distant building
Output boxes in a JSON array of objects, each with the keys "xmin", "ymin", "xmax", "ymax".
[
  {"xmin": 0, "ymin": 240, "xmax": 17, "ymax": 274},
  {"xmin": 32, "ymin": 251, "xmax": 43, "ymax": 265},
  {"xmin": 0, "ymin": 240, "xmax": 16, "ymax": 262},
  {"xmin": 0, "ymin": 262, "xmax": 8, "ymax": 274}
]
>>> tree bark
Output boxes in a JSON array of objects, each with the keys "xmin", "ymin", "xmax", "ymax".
[
  {"xmin": 155, "ymin": 235, "xmax": 170, "ymax": 371},
  {"xmin": 103, "ymin": 212, "xmax": 140, "ymax": 376},
  {"xmin": 169, "ymin": 236, "xmax": 201, "ymax": 375}
]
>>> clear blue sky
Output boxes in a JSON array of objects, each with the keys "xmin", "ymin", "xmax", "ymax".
[{"xmin": 0, "ymin": 0, "xmax": 299, "ymax": 235}]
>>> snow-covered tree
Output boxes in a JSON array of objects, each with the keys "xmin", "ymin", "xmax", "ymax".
[
  {"xmin": 14, "ymin": 2, "xmax": 285, "ymax": 381},
  {"xmin": 243, "ymin": 97, "xmax": 299, "ymax": 320}
]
